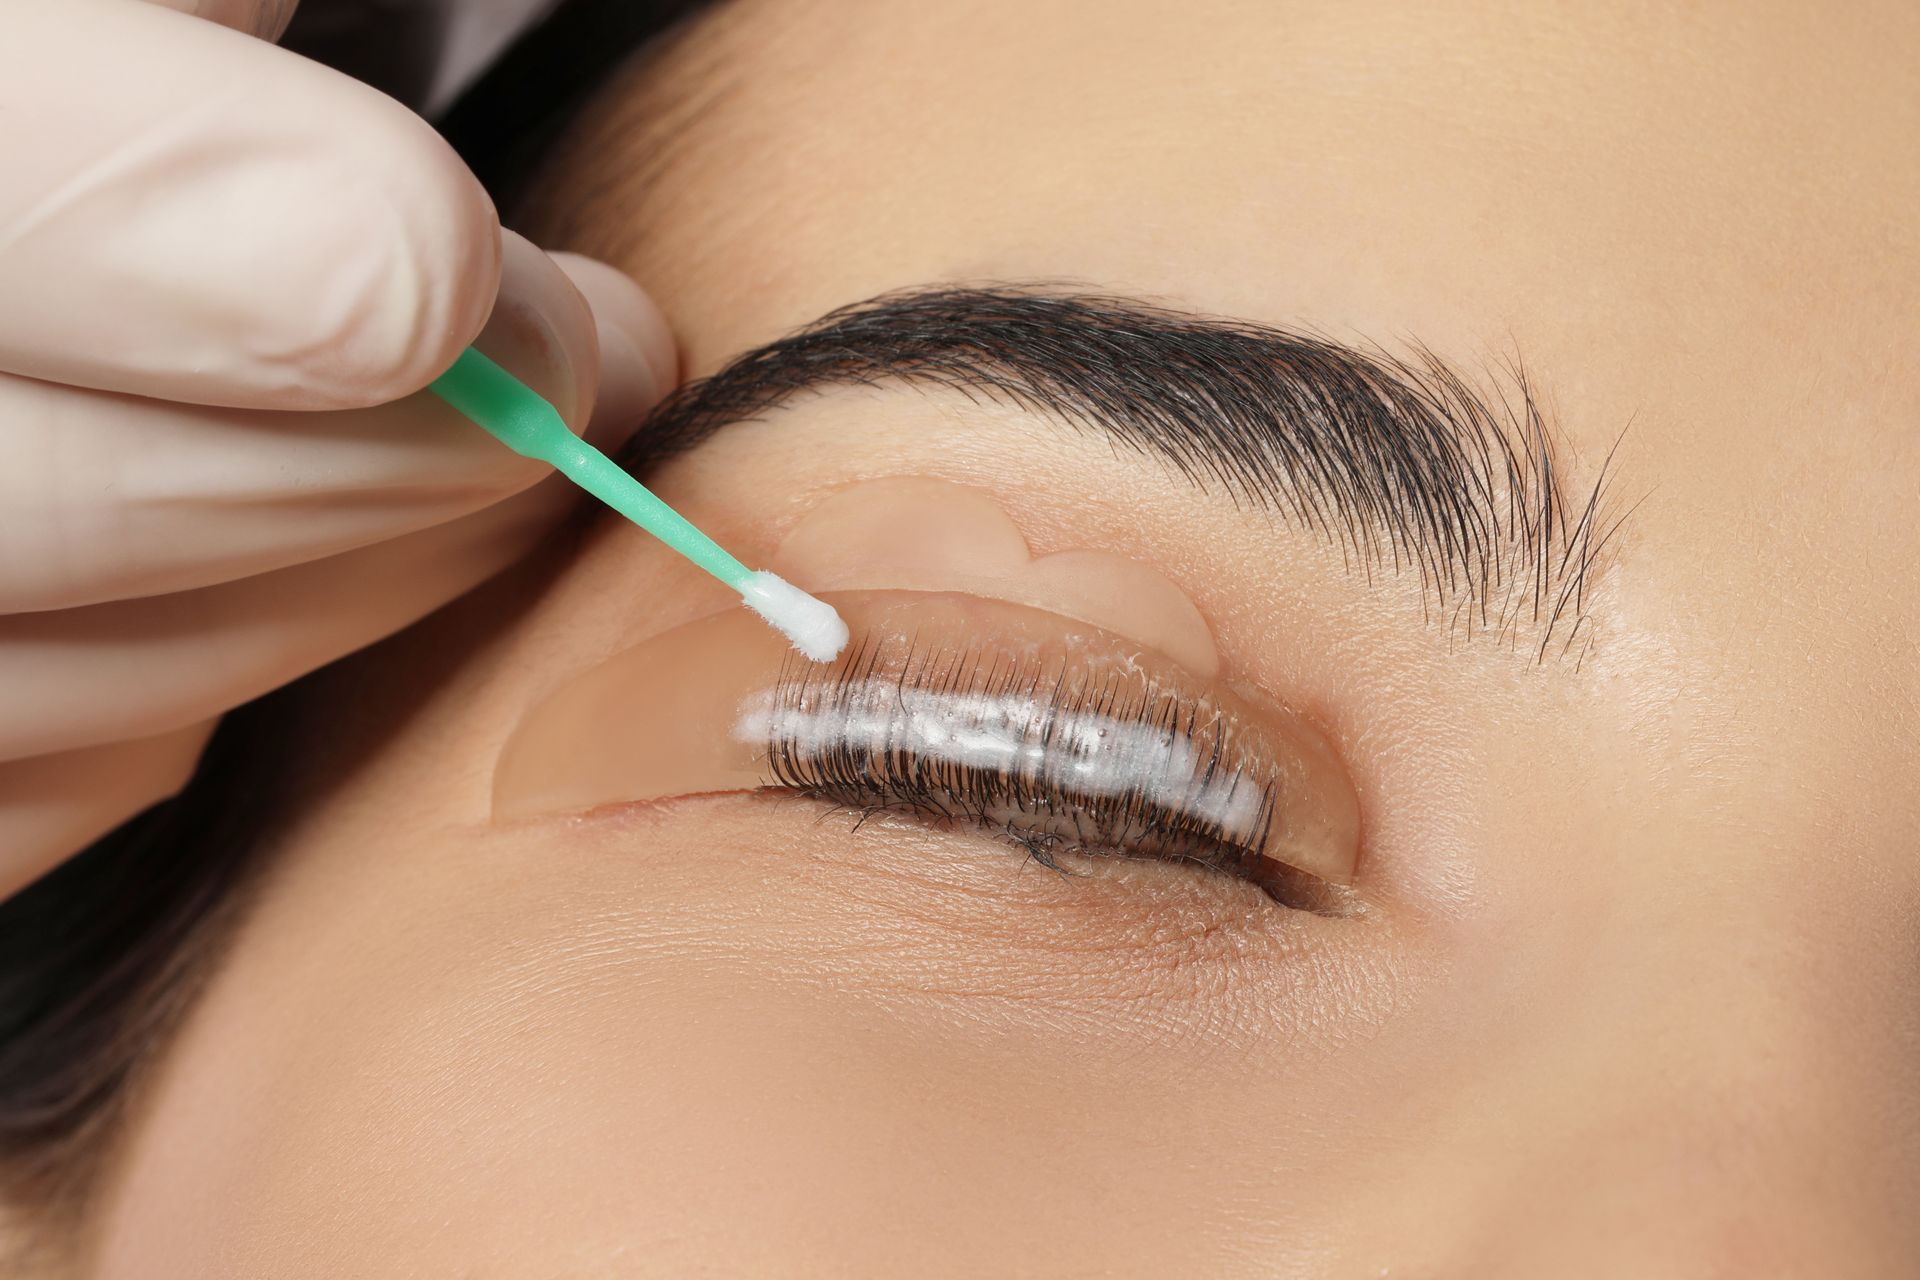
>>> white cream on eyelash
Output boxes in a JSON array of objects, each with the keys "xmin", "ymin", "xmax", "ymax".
[
  {"xmin": 731, "ymin": 682, "xmax": 1267, "ymax": 836},
  {"xmin": 490, "ymin": 591, "xmax": 1360, "ymax": 892}
]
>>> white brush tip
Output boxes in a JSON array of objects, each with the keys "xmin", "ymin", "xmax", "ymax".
[{"xmin": 738, "ymin": 571, "xmax": 849, "ymax": 662}]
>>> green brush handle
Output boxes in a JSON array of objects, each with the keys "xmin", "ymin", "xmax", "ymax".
[{"xmin": 428, "ymin": 347, "xmax": 752, "ymax": 590}]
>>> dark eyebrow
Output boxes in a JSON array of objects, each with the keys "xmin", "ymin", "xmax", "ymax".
[{"xmin": 621, "ymin": 286, "xmax": 1625, "ymax": 659}]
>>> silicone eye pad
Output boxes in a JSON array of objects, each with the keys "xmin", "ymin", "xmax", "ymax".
[
  {"xmin": 768, "ymin": 477, "xmax": 1221, "ymax": 677},
  {"xmin": 493, "ymin": 592, "xmax": 1360, "ymax": 889}
]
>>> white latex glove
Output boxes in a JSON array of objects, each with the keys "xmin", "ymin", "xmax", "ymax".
[{"xmin": 0, "ymin": 0, "xmax": 677, "ymax": 899}]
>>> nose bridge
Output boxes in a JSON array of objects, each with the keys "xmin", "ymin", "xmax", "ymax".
[
  {"xmin": 1373, "ymin": 887, "xmax": 1916, "ymax": 1275},
  {"xmin": 1457, "ymin": 1120, "xmax": 1915, "ymax": 1278},
  {"xmin": 1441, "ymin": 988, "xmax": 1914, "ymax": 1276}
]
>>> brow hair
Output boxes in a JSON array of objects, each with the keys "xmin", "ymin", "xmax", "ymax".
[{"xmin": 623, "ymin": 287, "xmax": 1627, "ymax": 660}]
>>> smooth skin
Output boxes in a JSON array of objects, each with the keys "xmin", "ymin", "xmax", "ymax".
[{"xmin": 64, "ymin": 1, "xmax": 1920, "ymax": 1275}]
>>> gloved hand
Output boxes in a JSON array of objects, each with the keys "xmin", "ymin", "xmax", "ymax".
[{"xmin": 0, "ymin": 0, "xmax": 677, "ymax": 899}]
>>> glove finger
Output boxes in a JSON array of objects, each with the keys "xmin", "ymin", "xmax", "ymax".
[
  {"xmin": 0, "ymin": 248, "xmax": 677, "ymax": 884},
  {"xmin": 0, "ymin": 0, "xmax": 496, "ymax": 410},
  {"xmin": 0, "ymin": 721, "xmax": 216, "ymax": 903},
  {"xmin": 0, "ymin": 232, "xmax": 662, "ymax": 614},
  {"xmin": 138, "ymin": 0, "xmax": 298, "ymax": 40},
  {"xmin": 550, "ymin": 252, "xmax": 680, "ymax": 433},
  {"xmin": 0, "ymin": 458, "xmax": 607, "ymax": 763}
]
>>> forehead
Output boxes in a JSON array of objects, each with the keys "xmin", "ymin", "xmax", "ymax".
[
  {"xmin": 558, "ymin": 0, "xmax": 1915, "ymax": 392},
  {"xmin": 544, "ymin": 0, "xmax": 1919, "ymax": 655}
]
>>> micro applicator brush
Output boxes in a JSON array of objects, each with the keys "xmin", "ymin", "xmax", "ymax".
[{"xmin": 429, "ymin": 347, "xmax": 849, "ymax": 662}]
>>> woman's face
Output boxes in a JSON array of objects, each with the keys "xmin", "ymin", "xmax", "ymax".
[{"xmin": 90, "ymin": 1, "xmax": 1917, "ymax": 1273}]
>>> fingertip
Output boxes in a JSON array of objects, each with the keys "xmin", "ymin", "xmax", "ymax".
[
  {"xmin": 466, "ymin": 232, "xmax": 602, "ymax": 435},
  {"xmin": 550, "ymin": 253, "xmax": 681, "ymax": 450},
  {"xmin": 0, "ymin": 8, "xmax": 514, "ymax": 411},
  {"xmin": 144, "ymin": 0, "xmax": 298, "ymax": 40},
  {"xmin": 252, "ymin": 0, "xmax": 299, "ymax": 41},
  {"xmin": 304, "ymin": 99, "xmax": 504, "ymax": 408}
]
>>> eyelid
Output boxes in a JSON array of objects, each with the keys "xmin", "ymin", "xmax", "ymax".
[
  {"xmin": 492, "ymin": 591, "xmax": 1360, "ymax": 890},
  {"xmin": 742, "ymin": 637, "xmax": 1346, "ymax": 900},
  {"xmin": 769, "ymin": 475, "xmax": 1222, "ymax": 678}
]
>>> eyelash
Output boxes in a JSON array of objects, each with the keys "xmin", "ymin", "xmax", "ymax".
[{"xmin": 739, "ymin": 637, "xmax": 1316, "ymax": 906}]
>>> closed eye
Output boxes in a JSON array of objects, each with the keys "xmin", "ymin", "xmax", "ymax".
[{"xmin": 736, "ymin": 626, "xmax": 1354, "ymax": 913}]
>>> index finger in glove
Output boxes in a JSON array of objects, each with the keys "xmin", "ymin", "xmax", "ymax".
[
  {"xmin": 0, "ymin": 0, "xmax": 496, "ymax": 410},
  {"xmin": 0, "ymin": 254, "xmax": 677, "ymax": 896},
  {"xmin": 0, "ymin": 233, "xmax": 626, "ymax": 613},
  {"xmin": 0, "ymin": 266, "xmax": 666, "ymax": 764}
]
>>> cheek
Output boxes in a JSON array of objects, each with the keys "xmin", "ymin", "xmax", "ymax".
[
  {"xmin": 501, "ymin": 796, "xmax": 1400, "ymax": 1043},
  {"xmin": 92, "ymin": 797, "xmax": 1428, "ymax": 1276}
]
